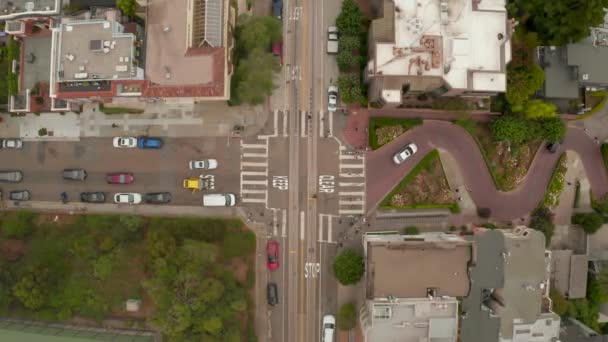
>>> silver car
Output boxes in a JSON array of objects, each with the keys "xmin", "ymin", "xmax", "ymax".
[
  {"xmin": 0, "ymin": 170, "xmax": 23, "ymax": 182},
  {"xmin": 9, "ymin": 190, "xmax": 30, "ymax": 201},
  {"xmin": 189, "ymin": 159, "xmax": 218, "ymax": 170},
  {"xmin": 1, "ymin": 139, "xmax": 23, "ymax": 149},
  {"xmin": 62, "ymin": 169, "xmax": 87, "ymax": 181}
]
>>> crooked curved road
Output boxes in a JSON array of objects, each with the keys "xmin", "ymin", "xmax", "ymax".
[{"xmin": 366, "ymin": 120, "xmax": 608, "ymax": 220}]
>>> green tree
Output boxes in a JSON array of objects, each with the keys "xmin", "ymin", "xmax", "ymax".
[
  {"xmin": 119, "ymin": 215, "xmax": 144, "ymax": 233},
  {"xmin": 236, "ymin": 16, "xmax": 282, "ymax": 54},
  {"xmin": 2, "ymin": 210, "xmax": 36, "ymax": 239},
  {"xmin": 550, "ymin": 288, "xmax": 569, "ymax": 316},
  {"xmin": 524, "ymin": 100, "xmax": 557, "ymax": 119},
  {"xmin": 338, "ymin": 303, "xmax": 357, "ymax": 331},
  {"xmin": 339, "ymin": 35, "xmax": 361, "ymax": 53},
  {"xmin": 505, "ymin": 63, "xmax": 544, "ymax": 111},
  {"xmin": 572, "ymin": 212, "xmax": 604, "ymax": 234},
  {"xmin": 222, "ymin": 230, "xmax": 255, "ymax": 259},
  {"xmin": 489, "ymin": 115, "xmax": 531, "ymax": 143},
  {"xmin": 337, "ymin": 50, "xmax": 360, "ymax": 72},
  {"xmin": 116, "ymin": 0, "xmax": 136, "ymax": 17},
  {"xmin": 12, "ymin": 268, "xmax": 49, "ymax": 310},
  {"xmin": 233, "ymin": 48, "xmax": 280, "ymax": 105},
  {"xmin": 337, "ymin": 73, "xmax": 364, "ymax": 104},
  {"xmin": 333, "ymin": 249, "xmax": 364, "ymax": 285},
  {"xmin": 508, "ymin": 0, "xmax": 608, "ymax": 45},
  {"xmin": 403, "ymin": 226, "xmax": 420, "ymax": 235},
  {"xmin": 336, "ymin": 0, "xmax": 365, "ymax": 36},
  {"xmin": 538, "ymin": 117, "xmax": 566, "ymax": 142},
  {"xmin": 201, "ymin": 317, "xmax": 223, "ymax": 336},
  {"xmin": 92, "ymin": 254, "xmax": 114, "ymax": 280},
  {"xmin": 529, "ymin": 206, "xmax": 555, "ymax": 246}
]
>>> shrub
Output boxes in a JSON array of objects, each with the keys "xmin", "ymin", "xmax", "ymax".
[
  {"xmin": 337, "ymin": 303, "xmax": 357, "ymax": 331},
  {"xmin": 529, "ymin": 206, "xmax": 555, "ymax": 246},
  {"xmin": 550, "ymin": 288, "xmax": 569, "ymax": 316},
  {"xmin": 368, "ymin": 117, "xmax": 423, "ymax": 150},
  {"xmin": 38, "ymin": 128, "xmax": 47, "ymax": 136},
  {"xmin": 2, "ymin": 211, "xmax": 36, "ymax": 239},
  {"xmin": 333, "ymin": 249, "xmax": 364, "ymax": 285},
  {"xmin": 403, "ymin": 226, "xmax": 420, "ymax": 235},
  {"xmin": 601, "ymin": 143, "xmax": 608, "ymax": 170},
  {"xmin": 543, "ymin": 153, "xmax": 567, "ymax": 208},
  {"xmin": 223, "ymin": 230, "xmax": 256, "ymax": 259},
  {"xmin": 477, "ymin": 207, "xmax": 492, "ymax": 218},
  {"xmin": 572, "ymin": 212, "xmax": 604, "ymax": 234}
]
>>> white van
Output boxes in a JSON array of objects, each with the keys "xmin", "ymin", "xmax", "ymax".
[
  {"xmin": 203, "ymin": 193, "xmax": 236, "ymax": 207},
  {"xmin": 322, "ymin": 315, "xmax": 335, "ymax": 342}
]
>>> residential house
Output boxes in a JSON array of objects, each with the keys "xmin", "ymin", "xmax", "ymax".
[
  {"xmin": 460, "ymin": 227, "xmax": 561, "ymax": 342},
  {"xmin": 366, "ymin": 0, "xmax": 512, "ymax": 108},
  {"xmin": 550, "ymin": 249, "xmax": 588, "ymax": 299},
  {"xmin": 359, "ymin": 232, "xmax": 474, "ymax": 342},
  {"xmin": 560, "ymin": 317, "xmax": 608, "ymax": 342}
]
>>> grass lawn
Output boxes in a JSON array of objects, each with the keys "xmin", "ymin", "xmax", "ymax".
[
  {"xmin": 99, "ymin": 104, "xmax": 144, "ymax": 114},
  {"xmin": 465, "ymin": 122, "xmax": 541, "ymax": 191},
  {"xmin": 0, "ymin": 212, "xmax": 256, "ymax": 341},
  {"xmin": 380, "ymin": 150, "xmax": 459, "ymax": 213},
  {"xmin": 369, "ymin": 117, "xmax": 422, "ymax": 150}
]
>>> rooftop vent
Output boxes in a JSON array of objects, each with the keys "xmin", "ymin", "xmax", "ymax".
[{"xmin": 582, "ymin": 73, "xmax": 590, "ymax": 80}]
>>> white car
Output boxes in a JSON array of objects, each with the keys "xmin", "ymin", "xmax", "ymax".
[
  {"xmin": 113, "ymin": 193, "xmax": 142, "ymax": 204},
  {"xmin": 1, "ymin": 138, "xmax": 23, "ymax": 149},
  {"xmin": 189, "ymin": 159, "xmax": 218, "ymax": 170},
  {"xmin": 328, "ymin": 86, "xmax": 338, "ymax": 112},
  {"xmin": 322, "ymin": 315, "xmax": 336, "ymax": 342},
  {"xmin": 392, "ymin": 143, "xmax": 418, "ymax": 165},
  {"xmin": 112, "ymin": 137, "xmax": 137, "ymax": 148}
]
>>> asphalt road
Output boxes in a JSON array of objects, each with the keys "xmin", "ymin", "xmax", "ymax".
[
  {"xmin": 366, "ymin": 121, "xmax": 608, "ymax": 220},
  {"xmin": 0, "ymin": 137, "xmax": 241, "ymax": 205}
]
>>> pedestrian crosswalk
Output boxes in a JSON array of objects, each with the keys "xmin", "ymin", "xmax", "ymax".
[
  {"xmin": 337, "ymin": 146, "xmax": 365, "ymax": 215},
  {"xmin": 318, "ymin": 214, "xmax": 335, "ymax": 243},
  {"xmin": 240, "ymin": 139, "xmax": 269, "ymax": 205}
]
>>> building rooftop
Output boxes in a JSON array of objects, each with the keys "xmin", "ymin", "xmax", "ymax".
[
  {"xmin": 0, "ymin": 0, "xmax": 60, "ymax": 20},
  {"xmin": 364, "ymin": 233, "xmax": 473, "ymax": 299},
  {"xmin": 551, "ymin": 250, "xmax": 588, "ymax": 299},
  {"xmin": 363, "ymin": 298, "xmax": 459, "ymax": 342},
  {"xmin": 54, "ymin": 20, "xmax": 137, "ymax": 82},
  {"xmin": 371, "ymin": 0, "xmax": 509, "ymax": 92}
]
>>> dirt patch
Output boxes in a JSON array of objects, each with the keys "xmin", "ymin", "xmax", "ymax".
[
  {"xmin": 0, "ymin": 239, "xmax": 26, "ymax": 261},
  {"xmin": 376, "ymin": 126, "xmax": 405, "ymax": 146},
  {"xmin": 34, "ymin": 213, "xmax": 78, "ymax": 226},
  {"xmin": 388, "ymin": 154, "xmax": 455, "ymax": 207},
  {"xmin": 230, "ymin": 257, "xmax": 249, "ymax": 284}
]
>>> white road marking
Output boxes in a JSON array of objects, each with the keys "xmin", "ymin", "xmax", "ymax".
[
  {"xmin": 328, "ymin": 110, "xmax": 333, "ymax": 137},
  {"xmin": 337, "ymin": 148, "xmax": 366, "ymax": 216},
  {"xmin": 339, "ymin": 191, "xmax": 365, "ymax": 196},
  {"xmin": 241, "ymin": 170, "xmax": 268, "ymax": 176},
  {"xmin": 241, "ymin": 180, "xmax": 268, "ymax": 185},
  {"xmin": 300, "ymin": 111, "xmax": 307, "ymax": 138},
  {"xmin": 339, "ymin": 182, "xmax": 365, "ymax": 187},
  {"xmin": 338, "ymin": 209, "xmax": 365, "ymax": 215},
  {"xmin": 242, "ymin": 197, "xmax": 267, "ymax": 203},
  {"xmin": 243, "ymin": 153, "xmax": 268, "ymax": 158},
  {"xmin": 240, "ymin": 139, "xmax": 270, "ymax": 207},
  {"xmin": 283, "ymin": 111, "xmax": 288, "ymax": 137},
  {"xmin": 300, "ymin": 211, "xmax": 305, "ymax": 240},
  {"xmin": 339, "ymin": 173, "xmax": 364, "ymax": 178},
  {"xmin": 282, "ymin": 209, "xmax": 287, "ymax": 237},
  {"xmin": 339, "ymin": 164, "xmax": 364, "ymax": 169},
  {"xmin": 241, "ymin": 162, "xmax": 268, "ymax": 167},
  {"xmin": 338, "ymin": 200, "xmax": 365, "ymax": 205},
  {"xmin": 273, "ymin": 209, "xmax": 278, "ymax": 236}
]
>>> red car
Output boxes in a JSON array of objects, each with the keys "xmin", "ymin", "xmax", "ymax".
[
  {"xmin": 266, "ymin": 241, "xmax": 279, "ymax": 271},
  {"xmin": 105, "ymin": 172, "xmax": 134, "ymax": 184}
]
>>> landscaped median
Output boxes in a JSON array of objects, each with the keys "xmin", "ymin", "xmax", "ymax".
[
  {"xmin": 379, "ymin": 149, "xmax": 460, "ymax": 213},
  {"xmin": 99, "ymin": 104, "xmax": 144, "ymax": 114},
  {"xmin": 542, "ymin": 152, "xmax": 567, "ymax": 208},
  {"xmin": 369, "ymin": 117, "xmax": 423, "ymax": 150}
]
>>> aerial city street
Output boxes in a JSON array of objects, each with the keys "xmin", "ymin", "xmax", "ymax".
[{"xmin": 2, "ymin": 0, "xmax": 608, "ymax": 341}]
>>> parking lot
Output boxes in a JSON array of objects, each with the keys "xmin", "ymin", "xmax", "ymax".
[{"xmin": 0, "ymin": 137, "xmax": 241, "ymax": 205}]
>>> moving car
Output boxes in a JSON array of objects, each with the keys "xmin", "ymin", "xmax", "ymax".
[
  {"xmin": 113, "ymin": 193, "xmax": 142, "ymax": 204},
  {"xmin": 1, "ymin": 138, "xmax": 23, "ymax": 149},
  {"xmin": 113, "ymin": 137, "xmax": 137, "ymax": 148},
  {"xmin": 0, "ymin": 170, "xmax": 23, "ymax": 182},
  {"xmin": 189, "ymin": 159, "xmax": 218, "ymax": 170},
  {"xmin": 546, "ymin": 140, "xmax": 563, "ymax": 153},
  {"xmin": 9, "ymin": 190, "xmax": 30, "ymax": 201},
  {"xmin": 266, "ymin": 241, "xmax": 279, "ymax": 271},
  {"xmin": 328, "ymin": 86, "xmax": 338, "ymax": 112},
  {"xmin": 62, "ymin": 168, "xmax": 87, "ymax": 181},
  {"xmin": 183, "ymin": 174, "xmax": 215, "ymax": 192},
  {"xmin": 327, "ymin": 26, "xmax": 338, "ymax": 54},
  {"xmin": 202, "ymin": 193, "xmax": 236, "ymax": 207},
  {"xmin": 137, "ymin": 137, "xmax": 163, "ymax": 149},
  {"xmin": 144, "ymin": 192, "xmax": 172, "ymax": 204},
  {"xmin": 267, "ymin": 283, "xmax": 278, "ymax": 306},
  {"xmin": 105, "ymin": 172, "xmax": 134, "ymax": 184},
  {"xmin": 80, "ymin": 192, "xmax": 106, "ymax": 203},
  {"xmin": 392, "ymin": 143, "xmax": 418, "ymax": 165},
  {"xmin": 322, "ymin": 315, "xmax": 336, "ymax": 342}
]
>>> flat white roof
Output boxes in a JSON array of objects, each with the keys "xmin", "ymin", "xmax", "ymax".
[{"xmin": 374, "ymin": 0, "xmax": 508, "ymax": 92}]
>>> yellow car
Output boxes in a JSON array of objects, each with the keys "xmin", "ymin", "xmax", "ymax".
[{"xmin": 182, "ymin": 175, "xmax": 215, "ymax": 192}]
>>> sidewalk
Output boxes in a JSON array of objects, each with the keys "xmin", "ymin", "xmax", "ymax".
[
  {"xmin": 553, "ymin": 151, "xmax": 592, "ymax": 225},
  {"xmin": 0, "ymin": 112, "xmax": 80, "ymax": 141},
  {"xmin": 438, "ymin": 149, "xmax": 477, "ymax": 217}
]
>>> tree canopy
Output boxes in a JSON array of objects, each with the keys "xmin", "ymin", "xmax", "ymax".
[
  {"xmin": 508, "ymin": 0, "xmax": 608, "ymax": 45},
  {"xmin": 338, "ymin": 73, "xmax": 365, "ymax": 105},
  {"xmin": 336, "ymin": 0, "xmax": 365, "ymax": 36},
  {"xmin": 572, "ymin": 212, "xmax": 604, "ymax": 234},
  {"xmin": 505, "ymin": 63, "xmax": 544, "ymax": 112},
  {"xmin": 333, "ymin": 249, "xmax": 364, "ymax": 285},
  {"xmin": 116, "ymin": 0, "xmax": 136, "ymax": 17},
  {"xmin": 337, "ymin": 303, "xmax": 357, "ymax": 331},
  {"xmin": 524, "ymin": 100, "xmax": 557, "ymax": 119}
]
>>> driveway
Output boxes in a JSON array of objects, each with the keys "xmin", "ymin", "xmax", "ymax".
[{"xmin": 366, "ymin": 121, "xmax": 608, "ymax": 221}]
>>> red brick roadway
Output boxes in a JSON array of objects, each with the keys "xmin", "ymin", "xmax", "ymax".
[{"xmin": 349, "ymin": 109, "xmax": 608, "ymax": 221}]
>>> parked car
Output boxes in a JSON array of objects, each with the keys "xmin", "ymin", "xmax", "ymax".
[
  {"xmin": 113, "ymin": 137, "xmax": 137, "ymax": 148},
  {"xmin": 80, "ymin": 192, "xmax": 106, "ymax": 203},
  {"xmin": 322, "ymin": 315, "xmax": 336, "ymax": 342},
  {"xmin": 267, "ymin": 283, "xmax": 278, "ymax": 306},
  {"xmin": 546, "ymin": 141, "xmax": 562, "ymax": 153},
  {"xmin": 0, "ymin": 170, "xmax": 23, "ymax": 182},
  {"xmin": 189, "ymin": 159, "xmax": 218, "ymax": 170},
  {"xmin": 272, "ymin": 0, "xmax": 282, "ymax": 20},
  {"xmin": 327, "ymin": 26, "xmax": 339, "ymax": 54},
  {"xmin": 113, "ymin": 193, "xmax": 142, "ymax": 204},
  {"xmin": 272, "ymin": 41, "xmax": 283, "ymax": 65},
  {"xmin": 137, "ymin": 137, "xmax": 163, "ymax": 149},
  {"xmin": 9, "ymin": 190, "xmax": 30, "ymax": 201},
  {"xmin": 144, "ymin": 192, "xmax": 172, "ymax": 204},
  {"xmin": 392, "ymin": 143, "xmax": 418, "ymax": 165},
  {"xmin": 267, "ymin": 241, "xmax": 279, "ymax": 271},
  {"xmin": 105, "ymin": 172, "xmax": 134, "ymax": 184},
  {"xmin": 328, "ymin": 86, "xmax": 338, "ymax": 112},
  {"xmin": 1, "ymin": 138, "xmax": 23, "ymax": 149},
  {"xmin": 62, "ymin": 168, "xmax": 87, "ymax": 181}
]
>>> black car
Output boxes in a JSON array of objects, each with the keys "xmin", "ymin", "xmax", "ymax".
[
  {"xmin": 272, "ymin": 0, "xmax": 282, "ymax": 20},
  {"xmin": 9, "ymin": 190, "xmax": 30, "ymax": 201},
  {"xmin": 80, "ymin": 192, "xmax": 106, "ymax": 203},
  {"xmin": 267, "ymin": 283, "xmax": 278, "ymax": 306},
  {"xmin": 546, "ymin": 141, "xmax": 562, "ymax": 153},
  {"xmin": 144, "ymin": 192, "xmax": 172, "ymax": 204},
  {"xmin": 63, "ymin": 168, "xmax": 87, "ymax": 181}
]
